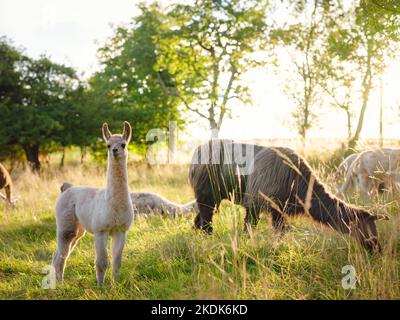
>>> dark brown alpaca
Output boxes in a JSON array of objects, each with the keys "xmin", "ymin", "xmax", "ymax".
[
  {"xmin": 189, "ymin": 140, "xmax": 387, "ymax": 253},
  {"xmin": 0, "ymin": 163, "xmax": 12, "ymax": 204},
  {"xmin": 244, "ymin": 147, "xmax": 387, "ymax": 253}
]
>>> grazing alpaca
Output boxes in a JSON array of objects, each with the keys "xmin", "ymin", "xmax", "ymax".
[
  {"xmin": 338, "ymin": 148, "xmax": 400, "ymax": 198},
  {"xmin": 189, "ymin": 140, "xmax": 387, "ymax": 252},
  {"xmin": 60, "ymin": 182, "xmax": 197, "ymax": 216},
  {"xmin": 0, "ymin": 163, "xmax": 12, "ymax": 204},
  {"xmin": 130, "ymin": 193, "xmax": 197, "ymax": 216},
  {"xmin": 244, "ymin": 147, "xmax": 388, "ymax": 253},
  {"xmin": 52, "ymin": 122, "xmax": 134, "ymax": 287}
]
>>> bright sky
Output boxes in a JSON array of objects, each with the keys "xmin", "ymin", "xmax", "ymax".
[{"xmin": 1, "ymin": 0, "xmax": 400, "ymax": 142}]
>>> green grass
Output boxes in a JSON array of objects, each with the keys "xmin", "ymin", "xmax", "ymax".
[{"xmin": 0, "ymin": 157, "xmax": 399, "ymax": 300}]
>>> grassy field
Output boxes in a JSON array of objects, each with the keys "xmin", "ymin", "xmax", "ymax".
[{"xmin": 0, "ymin": 150, "xmax": 399, "ymax": 300}]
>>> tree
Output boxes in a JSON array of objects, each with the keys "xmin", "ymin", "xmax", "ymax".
[
  {"xmin": 91, "ymin": 3, "xmax": 183, "ymax": 147},
  {"xmin": 270, "ymin": 0, "xmax": 330, "ymax": 142},
  {"xmin": 315, "ymin": 2, "xmax": 359, "ymax": 141},
  {"xmin": 0, "ymin": 39, "xmax": 80, "ymax": 171},
  {"xmin": 158, "ymin": 0, "xmax": 268, "ymax": 136},
  {"xmin": 0, "ymin": 37, "xmax": 26, "ymax": 106},
  {"xmin": 318, "ymin": 63, "xmax": 356, "ymax": 141},
  {"xmin": 272, "ymin": 0, "xmax": 399, "ymax": 146},
  {"xmin": 326, "ymin": 0, "xmax": 400, "ymax": 149},
  {"xmin": 55, "ymin": 83, "xmax": 101, "ymax": 167}
]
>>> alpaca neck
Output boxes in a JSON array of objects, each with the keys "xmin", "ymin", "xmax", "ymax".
[
  {"xmin": 308, "ymin": 183, "xmax": 350, "ymax": 231},
  {"xmin": 105, "ymin": 156, "xmax": 129, "ymax": 201}
]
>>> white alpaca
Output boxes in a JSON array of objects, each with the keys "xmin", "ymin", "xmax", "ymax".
[
  {"xmin": 338, "ymin": 148, "xmax": 400, "ymax": 198},
  {"xmin": 130, "ymin": 192, "xmax": 197, "ymax": 217},
  {"xmin": 52, "ymin": 122, "xmax": 134, "ymax": 287}
]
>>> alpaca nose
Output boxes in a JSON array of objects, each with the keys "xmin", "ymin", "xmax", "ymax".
[{"xmin": 112, "ymin": 148, "xmax": 118, "ymax": 154}]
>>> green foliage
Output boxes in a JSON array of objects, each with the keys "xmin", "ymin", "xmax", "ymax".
[
  {"xmin": 157, "ymin": 0, "xmax": 269, "ymax": 131},
  {"xmin": 0, "ymin": 39, "xmax": 98, "ymax": 169},
  {"xmin": 270, "ymin": 0, "xmax": 329, "ymax": 140},
  {"xmin": 91, "ymin": 3, "xmax": 183, "ymax": 145},
  {"xmin": 270, "ymin": 0, "xmax": 400, "ymax": 144},
  {"xmin": 0, "ymin": 37, "xmax": 26, "ymax": 105},
  {"xmin": 2, "ymin": 0, "xmax": 400, "ymax": 166},
  {"xmin": 325, "ymin": 0, "xmax": 400, "ymax": 149},
  {"xmin": 326, "ymin": 1, "xmax": 399, "ymax": 70}
]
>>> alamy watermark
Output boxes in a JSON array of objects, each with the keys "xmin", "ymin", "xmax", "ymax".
[
  {"xmin": 145, "ymin": 121, "xmax": 256, "ymax": 175},
  {"xmin": 42, "ymin": 265, "xmax": 56, "ymax": 290},
  {"xmin": 341, "ymin": 265, "xmax": 356, "ymax": 290}
]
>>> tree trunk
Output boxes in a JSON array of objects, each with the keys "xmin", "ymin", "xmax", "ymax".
[
  {"xmin": 348, "ymin": 74, "xmax": 372, "ymax": 150},
  {"xmin": 209, "ymin": 52, "xmax": 220, "ymax": 139},
  {"xmin": 300, "ymin": 130, "xmax": 306, "ymax": 149},
  {"xmin": 348, "ymin": 36, "xmax": 374, "ymax": 150},
  {"xmin": 209, "ymin": 112, "xmax": 219, "ymax": 138},
  {"xmin": 80, "ymin": 146, "xmax": 87, "ymax": 164},
  {"xmin": 299, "ymin": 98, "xmax": 310, "ymax": 148},
  {"xmin": 23, "ymin": 144, "xmax": 41, "ymax": 172},
  {"xmin": 346, "ymin": 109, "xmax": 352, "ymax": 141},
  {"xmin": 60, "ymin": 147, "xmax": 66, "ymax": 168}
]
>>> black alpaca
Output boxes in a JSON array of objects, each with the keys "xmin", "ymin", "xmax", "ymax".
[
  {"xmin": 189, "ymin": 140, "xmax": 387, "ymax": 253},
  {"xmin": 244, "ymin": 147, "xmax": 387, "ymax": 253}
]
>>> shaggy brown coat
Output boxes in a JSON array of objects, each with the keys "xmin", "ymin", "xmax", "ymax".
[
  {"xmin": 189, "ymin": 140, "xmax": 387, "ymax": 253},
  {"xmin": 244, "ymin": 147, "xmax": 387, "ymax": 253}
]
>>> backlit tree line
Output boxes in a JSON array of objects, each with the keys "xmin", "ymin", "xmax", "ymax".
[{"xmin": 0, "ymin": 0, "xmax": 399, "ymax": 170}]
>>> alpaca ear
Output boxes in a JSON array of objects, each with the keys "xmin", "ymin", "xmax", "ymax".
[
  {"xmin": 122, "ymin": 121, "xmax": 132, "ymax": 143},
  {"xmin": 373, "ymin": 214, "xmax": 390, "ymax": 221},
  {"xmin": 102, "ymin": 123, "xmax": 112, "ymax": 142}
]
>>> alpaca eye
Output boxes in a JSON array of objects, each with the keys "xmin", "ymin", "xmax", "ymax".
[
  {"xmin": 107, "ymin": 145, "xmax": 111, "ymax": 149},
  {"xmin": 121, "ymin": 143, "xmax": 126, "ymax": 148}
]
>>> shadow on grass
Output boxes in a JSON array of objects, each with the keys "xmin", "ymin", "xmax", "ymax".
[{"xmin": 0, "ymin": 216, "xmax": 56, "ymax": 245}]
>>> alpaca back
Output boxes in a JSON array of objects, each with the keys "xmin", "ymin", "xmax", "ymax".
[
  {"xmin": 130, "ymin": 192, "xmax": 172, "ymax": 215},
  {"xmin": 130, "ymin": 192, "xmax": 197, "ymax": 216},
  {"xmin": 189, "ymin": 139, "xmax": 263, "ymax": 205},
  {"xmin": 359, "ymin": 148, "xmax": 400, "ymax": 175},
  {"xmin": 56, "ymin": 186, "xmax": 102, "ymax": 233},
  {"xmin": 244, "ymin": 147, "xmax": 326, "ymax": 215}
]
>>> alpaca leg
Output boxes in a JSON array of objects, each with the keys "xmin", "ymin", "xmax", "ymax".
[
  {"xmin": 52, "ymin": 206, "xmax": 79, "ymax": 282},
  {"xmin": 194, "ymin": 200, "xmax": 217, "ymax": 234},
  {"xmin": 5, "ymin": 185, "xmax": 11, "ymax": 203},
  {"xmin": 52, "ymin": 227, "xmax": 78, "ymax": 282},
  {"xmin": 111, "ymin": 231, "xmax": 126, "ymax": 280},
  {"xmin": 271, "ymin": 209, "xmax": 288, "ymax": 233},
  {"xmin": 244, "ymin": 205, "xmax": 260, "ymax": 233},
  {"xmin": 70, "ymin": 225, "xmax": 86, "ymax": 252},
  {"xmin": 358, "ymin": 174, "xmax": 371, "ymax": 199},
  {"xmin": 94, "ymin": 232, "xmax": 109, "ymax": 287},
  {"xmin": 0, "ymin": 192, "xmax": 7, "ymax": 202}
]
